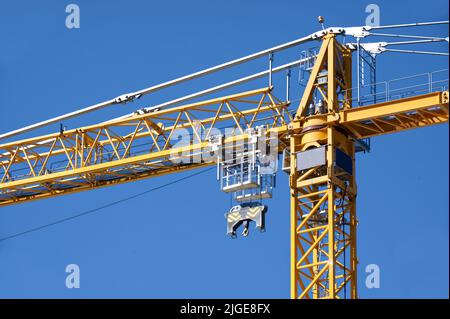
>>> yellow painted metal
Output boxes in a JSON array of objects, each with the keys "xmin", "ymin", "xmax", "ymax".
[
  {"xmin": 296, "ymin": 36, "xmax": 332, "ymax": 118},
  {"xmin": 0, "ymin": 88, "xmax": 292, "ymax": 206},
  {"xmin": 340, "ymin": 91, "xmax": 448, "ymax": 138},
  {"xmin": 1, "ymin": 86, "xmax": 446, "ymax": 208},
  {"xmin": 290, "ymin": 35, "xmax": 357, "ymax": 298},
  {"xmin": 0, "ymin": 32, "xmax": 448, "ymax": 300}
]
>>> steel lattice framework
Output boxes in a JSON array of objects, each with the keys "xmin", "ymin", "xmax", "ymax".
[
  {"xmin": 0, "ymin": 29, "xmax": 448, "ymax": 299},
  {"xmin": 289, "ymin": 35, "xmax": 357, "ymax": 298},
  {"xmin": 0, "ymin": 88, "xmax": 291, "ymax": 205}
]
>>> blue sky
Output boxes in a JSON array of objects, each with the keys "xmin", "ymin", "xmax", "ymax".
[{"xmin": 0, "ymin": 0, "xmax": 448, "ymax": 298}]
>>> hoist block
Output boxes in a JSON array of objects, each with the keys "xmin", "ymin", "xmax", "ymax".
[{"xmin": 224, "ymin": 203, "xmax": 267, "ymax": 238}]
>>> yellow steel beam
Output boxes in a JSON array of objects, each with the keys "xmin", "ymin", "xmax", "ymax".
[
  {"xmin": 339, "ymin": 91, "xmax": 448, "ymax": 138},
  {"xmin": 341, "ymin": 92, "xmax": 447, "ymax": 122},
  {"xmin": 0, "ymin": 87, "xmax": 291, "ymax": 206},
  {"xmin": 290, "ymin": 35, "xmax": 357, "ymax": 299},
  {"xmin": 1, "ymin": 89, "xmax": 446, "ymax": 193},
  {"xmin": 296, "ymin": 36, "xmax": 331, "ymax": 117},
  {"xmin": 0, "ymin": 162, "xmax": 212, "ymax": 207}
]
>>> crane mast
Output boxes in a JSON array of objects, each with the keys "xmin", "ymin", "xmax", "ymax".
[
  {"xmin": 289, "ymin": 34, "xmax": 357, "ymax": 298},
  {"xmin": 0, "ymin": 24, "xmax": 448, "ymax": 299}
]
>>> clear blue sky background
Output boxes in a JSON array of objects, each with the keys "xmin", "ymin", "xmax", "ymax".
[{"xmin": 0, "ymin": 0, "xmax": 448, "ymax": 298}]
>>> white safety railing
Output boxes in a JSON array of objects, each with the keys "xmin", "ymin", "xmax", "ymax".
[{"xmin": 343, "ymin": 69, "xmax": 449, "ymax": 107}]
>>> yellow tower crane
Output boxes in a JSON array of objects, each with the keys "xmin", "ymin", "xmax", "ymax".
[{"xmin": 0, "ymin": 23, "xmax": 448, "ymax": 299}]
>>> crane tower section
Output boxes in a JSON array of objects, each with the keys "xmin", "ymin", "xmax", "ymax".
[{"xmin": 287, "ymin": 35, "xmax": 357, "ymax": 298}]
